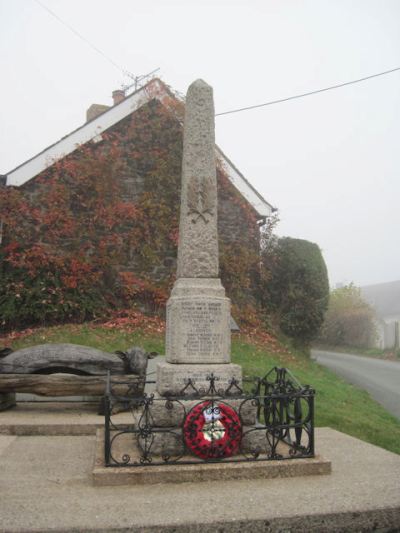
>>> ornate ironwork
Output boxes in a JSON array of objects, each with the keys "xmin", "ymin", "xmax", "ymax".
[{"xmin": 103, "ymin": 367, "xmax": 315, "ymax": 467}]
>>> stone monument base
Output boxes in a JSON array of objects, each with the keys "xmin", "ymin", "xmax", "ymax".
[
  {"xmin": 146, "ymin": 392, "xmax": 256, "ymax": 427},
  {"xmin": 133, "ymin": 389, "xmax": 265, "ymax": 457},
  {"xmin": 156, "ymin": 361, "xmax": 242, "ymax": 395},
  {"xmin": 137, "ymin": 424, "xmax": 271, "ymax": 457}
]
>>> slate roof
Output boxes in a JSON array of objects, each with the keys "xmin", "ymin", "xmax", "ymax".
[
  {"xmin": 360, "ymin": 280, "xmax": 400, "ymax": 319},
  {"xmin": 4, "ymin": 78, "xmax": 275, "ymax": 218}
]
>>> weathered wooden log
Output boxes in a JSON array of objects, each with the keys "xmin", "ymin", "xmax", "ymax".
[
  {"xmin": 0, "ymin": 343, "xmax": 153, "ymax": 376},
  {"xmin": 0, "ymin": 392, "xmax": 16, "ymax": 411},
  {"xmin": 0, "ymin": 373, "xmax": 144, "ymax": 397},
  {"xmin": 0, "ymin": 344, "xmax": 124, "ymax": 375}
]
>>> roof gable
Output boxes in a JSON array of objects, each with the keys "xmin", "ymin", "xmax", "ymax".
[{"xmin": 5, "ymin": 79, "xmax": 274, "ymax": 217}]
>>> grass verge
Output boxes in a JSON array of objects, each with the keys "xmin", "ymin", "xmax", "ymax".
[{"xmin": 2, "ymin": 323, "xmax": 399, "ymax": 455}]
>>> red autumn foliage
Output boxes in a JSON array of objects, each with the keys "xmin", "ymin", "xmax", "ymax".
[
  {"xmin": 0, "ymin": 122, "xmax": 169, "ymax": 330},
  {"xmin": 0, "ymin": 96, "xmax": 276, "ymax": 339}
]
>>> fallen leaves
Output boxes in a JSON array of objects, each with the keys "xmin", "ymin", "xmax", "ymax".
[{"xmin": 98, "ymin": 309, "xmax": 165, "ymax": 335}]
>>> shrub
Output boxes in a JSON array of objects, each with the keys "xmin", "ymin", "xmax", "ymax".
[{"xmin": 261, "ymin": 237, "xmax": 329, "ymax": 345}]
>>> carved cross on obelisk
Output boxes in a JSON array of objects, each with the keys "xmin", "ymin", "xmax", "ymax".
[{"xmin": 156, "ymin": 79, "xmax": 242, "ymax": 395}]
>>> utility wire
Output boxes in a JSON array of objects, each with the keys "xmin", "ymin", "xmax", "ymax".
[
  {"xmin": 33, "ymin": 0, "xmax": 132, "ymax": 77},
  {"xmin": 31, "ymin": 0, "xmax": 400, "ymax": 117},
  {"xmin": 215, "ymin": 66, "xmax": 400, "ymax": 117}
]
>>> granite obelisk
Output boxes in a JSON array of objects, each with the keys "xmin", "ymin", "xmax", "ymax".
[
  {"xmin": 176, "ymin": 79, "xmax": 219, "ymax": 280},
  {"xmin": 157, "ymin": 79, "xmax": 242, "ymax": 395}
]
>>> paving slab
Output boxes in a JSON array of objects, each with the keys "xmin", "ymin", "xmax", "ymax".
[
  {"xmin": 0, "ymin": 428, "xmax": 399, "ymax": 532},
  {"xmin": 0, "ymin": 435, "xmax": 16, "ymax": 456}
]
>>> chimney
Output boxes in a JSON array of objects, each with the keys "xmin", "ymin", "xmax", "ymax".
[
  {"xmin": 85, "ymin": 88, "xmax": 125, "ymax": 122},
  {"xmin": 112, "ymin": 89, "xmax": 125, "ymax": 105},
  {"xmin": 86, "ymin": 104, "xmax": 110, "ymax": 122}
]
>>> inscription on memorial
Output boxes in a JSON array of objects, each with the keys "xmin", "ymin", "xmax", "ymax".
[
  {"xmin": 182, "ymin": 301, "xmax": 222, "ymax": 357},
  {"xmin": 166, "ymin": 298, "xmax": 230, "ymax": 364}
]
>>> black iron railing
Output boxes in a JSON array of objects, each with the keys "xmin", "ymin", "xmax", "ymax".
[{"xmin": 104, "ymin": 367, "xmax": 315, "ymax": 467}]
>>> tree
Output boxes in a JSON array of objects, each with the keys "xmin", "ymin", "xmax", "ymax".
[
  {"xmin": 318, "ymin": 284, "xmax": 377, "ymax": 348},
  {"xmin": 261, "ymin": 237, "xmax": 329, "ymax": 345}
]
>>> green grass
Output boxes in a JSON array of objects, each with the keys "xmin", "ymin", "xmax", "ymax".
[
  {"xmin": 232, "ymin": 340, "xmax": 400, "ymax": 454},
  {"xmin": 3, "ymin": 323, "xmax": 165, "ymax": 355},
  {"xmin": 2, "ymin": 324, "xmax": 400, "ymax": 455}
]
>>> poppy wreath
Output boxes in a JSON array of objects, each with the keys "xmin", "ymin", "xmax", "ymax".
[{"xmin": 183, "ymin": 401, "xmax": 242, "ymax": 459}]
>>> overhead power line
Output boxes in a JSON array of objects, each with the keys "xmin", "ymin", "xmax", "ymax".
[
  {"xmin": 33, "ymin": 0, "xmax": 133, "ymax": 78},
  {"xmin": 30, "ymin": 0, "xmax": 400, "ymax": 115},
  {"xmin": 215, "ymin": 66, "xmax": 400, "ymax": 117}
]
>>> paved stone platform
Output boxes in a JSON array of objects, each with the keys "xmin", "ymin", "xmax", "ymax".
[
  {"xmin": 0, "ymin": 401, "xmax": 132, "ymax": 435},
  {"xmin": 1, "ymin": 427, "xmax": 399, "ymax": 532}
]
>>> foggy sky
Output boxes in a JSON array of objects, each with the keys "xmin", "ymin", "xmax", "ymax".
[{"xmin": 1, "ymin": 0, "xmax": 399, "ymax": 288}]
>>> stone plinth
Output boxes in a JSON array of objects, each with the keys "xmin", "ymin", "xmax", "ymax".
[
  {"xmin": 137, "ymin": 426, "xmax": 270, "ymax": 457},
  {"xmin": 156, "ymin": 361, "xmax": 242, "ymax": 396},
  {"xmin": 166, "ymin": 278, "xmax": 231, "ymax": 364}
]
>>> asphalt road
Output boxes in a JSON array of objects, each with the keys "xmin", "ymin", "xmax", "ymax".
[{"xmin": 311, "ymin": 349, "xmax": 400, "ymax": 420}]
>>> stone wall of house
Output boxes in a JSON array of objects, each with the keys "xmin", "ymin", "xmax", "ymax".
[
  {"xmin": 20, "ymin": 99, "xmax": 261, "ymax": 305},
  {"xmin": 217, "ymin": 171, "xmax": 259, "ymax": 249}
]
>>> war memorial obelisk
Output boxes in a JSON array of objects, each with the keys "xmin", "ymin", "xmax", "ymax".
[
  {"xmin": 156, "ymin": 79, "xmax": 242, "ymax": 395},
  {"xmin": 95, "ymin": 79, "xmax": 332, "ymax": 479}
]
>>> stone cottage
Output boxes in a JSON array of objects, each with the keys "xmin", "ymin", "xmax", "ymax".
[{"xmin": 2, "ymin": 78, "xmax": 275, "ymax": 310}]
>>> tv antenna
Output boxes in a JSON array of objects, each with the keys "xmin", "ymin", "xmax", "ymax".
[{"xmin": 122, "ymin": 67, "xmax": 161, "ymax": 93}]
